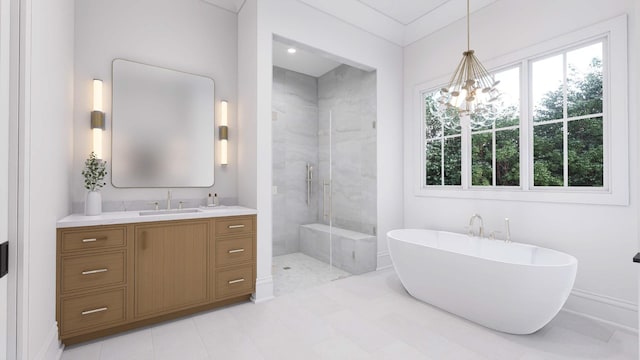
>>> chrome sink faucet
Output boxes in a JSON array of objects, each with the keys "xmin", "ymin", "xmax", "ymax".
[
  {"xmin": 468, "ymin": 214, "xmax": 484, "ymax": 238},
  {"xmin": 166, "ymin": 190, "xmax": 172, "ymax": 210}
]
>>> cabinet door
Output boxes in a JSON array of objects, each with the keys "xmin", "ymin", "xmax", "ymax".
[{"xmin": 135, "ymin": 221, "xmax": 208, "ymax": 317}]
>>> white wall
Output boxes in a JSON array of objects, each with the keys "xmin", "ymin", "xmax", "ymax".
[
  {"xmin": 73, "ymin": 0, "xmax": 238, "ymax": 210},
  {"xmin": 238, "ymin": 0, "xmax": 404, "ymax": 301},
  {"xmin": 18, "ymin": 0, "xmax": 74, "ymax": 358},
  {"xmin": 0, "ymin": 0, "xmax": 10, "ymax": 355},
  {"xmin": 404, "ymin": 0, "xmax": 638, "ymax": 329},
  {"xmin": 237, "ymin": 0, "xmax": 257, "ymax": 210}
]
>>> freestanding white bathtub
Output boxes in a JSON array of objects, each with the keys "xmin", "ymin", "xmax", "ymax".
[{"xmin": 387, "ymin": 229, "xmax": 577, "ymax": 334}]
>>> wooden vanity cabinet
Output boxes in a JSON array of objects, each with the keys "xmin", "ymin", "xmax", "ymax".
[
  {"xmin": 56, "ymin": 225, "xmax": 130, "ymax": 340},
  {"xmin": 211, "ymin": 216, "xmax": 256, "ymax": 300},
  {"xmin": 56, "ymin": 215, "xmax": 256, "ymax": 345},
  {"xmin": 134, "ymin": 220, "xmax": 209, "ymax": 318}
]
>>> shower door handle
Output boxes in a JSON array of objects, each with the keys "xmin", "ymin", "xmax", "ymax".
[
  {"xmin": 323, "ymin": 180, "xmax": 331, "ymax": 221},
  {"xmin": 306, "ymin": 163, "xmax": 313, "ymax": 206}
]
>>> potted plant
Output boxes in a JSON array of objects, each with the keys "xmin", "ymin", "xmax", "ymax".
[{"xmin": 82, "ymin": 152, "xmax": 107, "ymax": 216}]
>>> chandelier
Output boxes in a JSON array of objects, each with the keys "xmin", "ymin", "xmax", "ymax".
[{"xmin": 437, "ymin": 0, "xmax": 500, "ymax": 117}]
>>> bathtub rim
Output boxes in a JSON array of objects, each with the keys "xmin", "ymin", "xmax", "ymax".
[{"xmin": 387, "ymin": 228, "xmax": 578, "ymax": 269}]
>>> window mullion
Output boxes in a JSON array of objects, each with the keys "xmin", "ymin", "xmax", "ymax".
[
  {"xmin": 523, "ymin": 59, "xmax": 532, "ymax": 190},
  {"xmin": 440, "ymin": 137, "xmax": 445, "ymax": 186},
  {"xmin": 562, "ymin": 53, "xmax": 569, "ymax": 187},
  {"xmin": 461, "ymin": 115, "xmax": 470, "ymax": 189},
  {"xmin": 492, "ymin": 127, "xmax": 497, "ymax": 186}
]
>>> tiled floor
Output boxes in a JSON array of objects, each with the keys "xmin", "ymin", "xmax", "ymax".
[
  {"xmin": 62, "ymin": 268, "xmax": 638, "ymax": 360},
  {"xmin": 272, "ymin": 252, "xmax": 351, "ymax": 296}
]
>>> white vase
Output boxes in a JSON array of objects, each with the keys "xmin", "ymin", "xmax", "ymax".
[{"xmin": 85, "ymin": 190, "xmax": 102, "ymax": 216}]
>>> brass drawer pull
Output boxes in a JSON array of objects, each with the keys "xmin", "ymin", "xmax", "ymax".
[
  {"xmin": 81, "ymin": 268, "xmax": 108, "ymax": 275},
  {"xmin": 81, "ymin": 307, "xmax": 108, "ymax": 315},
  {"xmin": 228, "ymin": 278, "xmax": 245, "ymax": 285},
  {"xmin": 82, "ymin": 238, "xmax": 98, "ymax": 243},
  {"xmin": 228, "ymin": 248, "xmax": 245, "ymax": 254},
  {"xmin": 228, "ymin": 224, "xmax": 245, "ymax": 229}
]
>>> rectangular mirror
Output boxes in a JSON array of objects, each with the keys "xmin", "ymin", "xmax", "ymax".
[{"xmin": 111, "ymin": 59, "xmax": 215, "ymax": 187}]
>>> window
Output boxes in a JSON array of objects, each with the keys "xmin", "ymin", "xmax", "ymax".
[
  {"xmin": 470, "ymin": 67, "xmax": 520, "ymax": 187},
  {"xmin": 424, "ymin": 92, "xmax": 461, "ymax": 186},
  {"xmin": 415, "ymin": 15, "xmax": 628, "ymax": 205},
  {"xmin": 531, "ymin": 42, "xmax": 604, "ymax": 188}
]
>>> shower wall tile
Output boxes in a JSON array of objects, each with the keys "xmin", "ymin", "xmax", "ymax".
[
  {"xmin": 272, "ymin": 67, "xmax": 319, "ymax": 256},
  {"xmin": 317, "ymin": 64, "xmax": 377, "ymax": 236}
]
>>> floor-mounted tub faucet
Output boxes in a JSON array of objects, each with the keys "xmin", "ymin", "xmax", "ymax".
[
  {"xmin": 505, "ymin": 218, "xmax": 511, "ymax": 243},
  {"xmin": 468, "ymin": 214, "xmax": 484, "ymax": 238}
]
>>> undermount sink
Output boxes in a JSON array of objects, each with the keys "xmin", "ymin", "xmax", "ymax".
[{"xmin": 139, "ymin": 208, "xmax": 202, "ymax": 216}]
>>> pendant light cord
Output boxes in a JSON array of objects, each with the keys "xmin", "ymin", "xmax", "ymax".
[{"xmin": 467, "ymin": 0, "xmax": 470, "ymax": 51}]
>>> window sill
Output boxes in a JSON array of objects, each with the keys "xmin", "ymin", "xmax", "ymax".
[{"xmin": 414, "ymin": 186, "xmax": 628, "ymax": 206}]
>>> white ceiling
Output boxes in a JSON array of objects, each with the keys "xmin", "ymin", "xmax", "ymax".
[
  {"xmin": 202, "ymin": 0, "xmax": 497, "ymax": 46},
  {"xmin": 201, "ymin": 0, "xmax": 245, "ymax": 13},
  {"xmin": 204, "ymin": 0, "xmax": 498, "ymax": 75},
  {"xmin": 272, "ymin": 40, "xmax": 342, "ymax": 78},
  {"xmin": 299, "ymin": 0, "xmax": 498, "ymax": 46},
  {"xmin": 358, "ymin": 0, "xmax": 451, "ymax": 25}
]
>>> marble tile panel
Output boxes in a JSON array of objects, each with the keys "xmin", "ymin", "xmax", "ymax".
[{"xmin": 272, "ymin": 67, "xmax": 319, "ymax": 255}]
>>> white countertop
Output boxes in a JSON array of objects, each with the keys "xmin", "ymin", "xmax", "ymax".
[{"xmin": 57, "ymin": 205, "xmax": 257, "ymax": 228}]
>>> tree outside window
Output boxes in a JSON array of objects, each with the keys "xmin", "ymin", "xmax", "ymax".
[{"xmin": 532, "ymin": 42, "xmax": 604, "ymax": 187}]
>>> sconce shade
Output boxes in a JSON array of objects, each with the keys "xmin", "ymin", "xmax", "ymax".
[
  {"xmin": 92, "ymin": 79, "xmax": 105, "ymax": 159},
  {"xmin": 92, "ymin": 128, "xmax": 103, "ymax": 159},
  {"xmin": 220, "ymin": 100, "xmax": 228, "ymax": 126},
  {"xmin": 93, "ymin": 79, "xmax": 103, "ymax": 111},
  {"xmin": 219, "ymin": 100, "xmax": 228, "ymax": 165},
  {"xmin": 220, "ymin": 139, "xmax": 228, "ymax": 165}
]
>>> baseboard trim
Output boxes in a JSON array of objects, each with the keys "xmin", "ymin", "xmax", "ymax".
[
  {"xmin": 561, "ymin": 308, "xmax": 638, "ymax": 334},
  {"xmin": 251, "ymin": 275, "xmax": 274, "ymax": 303},
  {"xmin": 563, "ymin": 288, "xmax": 638, "ymax": 332},
  {"xmin": 34, "ymin": 323, "xmax": 63, "ymax": 360},
  {"xmin": 376, "ymin": 251, "xmax": 392, "ymax": 271}
]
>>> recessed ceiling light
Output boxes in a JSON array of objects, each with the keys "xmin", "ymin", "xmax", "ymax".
[{"xmin": 287, "ymin": 48, "xmax": 297, "ymax": 54}]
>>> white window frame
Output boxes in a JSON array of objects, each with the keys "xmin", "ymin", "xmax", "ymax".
[{"xmin": 413, "ymin": 15, "xmax": 628, "ymax": 205}]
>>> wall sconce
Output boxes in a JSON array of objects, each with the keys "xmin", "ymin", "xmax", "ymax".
[
  {"xmin": 91, "ymin": 79, "xmax": 105, "ymax": 159},
  {"xmin": 219, "ymin": 100, "xmax": 228, "ymax": 165}
]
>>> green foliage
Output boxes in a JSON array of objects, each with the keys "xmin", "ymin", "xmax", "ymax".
[
  {"xmin": 533, "ymin": 123, "xmax": 564, "ymax": 186},
  {"xmin": 82, "ymin": 152, "xmax": 107, "ymax": 191},
  {"xmin": 568, "ymin": 118, "xmax": 603, "ymax": 186},
  {"xmin": 425, "ymin": 140, "xmax": 442, "ymax": 185},
  {"xmin": 495, "ymin": 129, "xmax": 519, "ymax": 186},
  {"xmin": 471, "ymin": 133, "xmax": 492, "ymax": 186},
  {"xmin": 443, "ymin": 137, "xmax": 461, "ymax": 185}
]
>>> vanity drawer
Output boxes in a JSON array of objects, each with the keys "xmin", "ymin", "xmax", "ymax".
[
  {"xmin": 60, "ymin": 287, "xmax": 126, "ymax": 336},
  {"xmin": 216, "ymin": 217, "xmax": 253, "ymax": 236},
  {"xmin": 215, "ymin": 236, "xmax": 253, "ymax": 268},
  {"xmin": 215, "ymin": 265, "xmax": 254, "ymax": 299},
  {"xmin": 61, "ymin": 227, "xmax": 126, "ymax": 253},
  {"xmin": 61, "ymin": 251, "xmax": 126, "ymax": 293}
]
